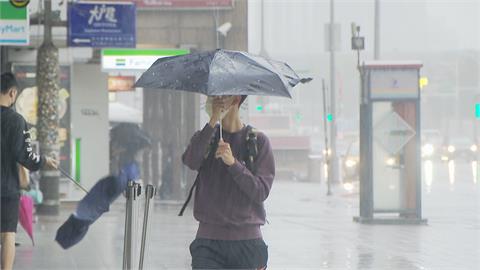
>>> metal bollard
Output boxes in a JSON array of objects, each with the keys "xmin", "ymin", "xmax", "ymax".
[
  {"xmin": 123, "ymin": 181, "xmax": 141, "ymax": 270},
  {"xmin": 139, "ymin": 185, "xmax": 156, "ymax": 270}
]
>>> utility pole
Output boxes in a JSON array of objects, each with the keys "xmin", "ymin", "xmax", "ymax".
[
  {"xmin": 259, "ymin": 0, "xmax": 268, "ymax": 57},
  {"xmin": 329, "ymin": 0, "xmax": 339, "ymax": 184},
  {"xmin": 0, "ymin": 47, "xmax": 8, "ymax": 72},
  {"xmin": 374, "ymin": 0, "xmax": 380, "ymax": 59},
  {"xmin": 322, "ymin": 79, "xmax": 332, "ymax": 195},
  {"xmin": 37, "ymin": 0, "xmax": 61, "ymax": 215}
]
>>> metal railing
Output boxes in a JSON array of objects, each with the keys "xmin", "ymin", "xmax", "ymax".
[{"xmin": 123, "ymin": 182, "xmax": 156, "ymax": 270}]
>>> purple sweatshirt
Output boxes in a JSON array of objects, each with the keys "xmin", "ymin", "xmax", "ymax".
[{"xmin": 182, "ymin": 123, "xmax": 275, "ymax": 240}]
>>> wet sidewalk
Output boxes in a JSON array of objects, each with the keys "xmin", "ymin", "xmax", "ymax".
[{"xmin": 14, "ymin": 162, "xmax": 480, "ymax": 270}]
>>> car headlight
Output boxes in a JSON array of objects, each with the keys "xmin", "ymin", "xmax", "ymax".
[
  {"xmin": 422, "ymin": 144, "xmax": 434, "ymax": 156},
  {"xmin": 343, "ymin": 182, "xmax": 354, "ymax": 192},
  {"xmin": 345, "ymin": 159, "xmax": 357, "ymax": 168},
  {"xmin": 386, "ymin": 157, "xmax": 396, "ymax": 166},
  {"xmin": 447, "ymin": 145, "xmax": 456, "ymax": 153},
  {"xmin": 471, "ymin": 144, "xmax": 478, "ymax": 152}
]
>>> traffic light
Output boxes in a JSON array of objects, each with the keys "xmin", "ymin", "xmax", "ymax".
[
  {"xmin": 475, "ymin": 103, "xmax": 480, "ymax": 119},
  {"xmin": 255, "ymin": 96, "xmax": 265, "ymax": 112},
  {"xmin": 295, "ymin": 112, "xmax": 303, "ymax": 123},
  {"xmin": 327, "ymin": 113, "xmax": 333, "ymax": 122},
  {"xmin": 419, "ymin": 77, "xmax": 429, "ymax": 89}
]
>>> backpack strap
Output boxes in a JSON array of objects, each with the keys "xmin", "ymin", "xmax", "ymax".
[
  {"xmin": 178, "ymin": 126, "xmax": 220, "ymax": 216},
  {"xmin": 179, "ymin": 125, "xmax": 260, "ymax": 216},
  {"xmin": 244, "ymin": 125, "xmax": 258, "ymax": 172},
  {"xmin": 178, "ymin": 174, "xmax": 199, "ymax": 216}
]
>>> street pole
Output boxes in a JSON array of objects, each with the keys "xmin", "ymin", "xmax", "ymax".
[
  {"xmin": 322, "ymin": 79, "xmax": 332, "ymax": 195},
  {"xmin": 329, "ymin": 0, "xmax": 339, "ymax": 184},
  {"xmin": 259, "ymin": 0, "xmax": 268, "ymax": 57},
  {"xmin": 374, "ymin": 0, "xmax": 380, "ymax": 59},
  {"xmin": 213, "ymin": 8, "xmax": 220, "ymax": 48},
  {"xmin": 37, "ymin": 0, "xmax": 61, "ymax": 215},
  {"xmin": 0, "ymin": 46, "xmax": 8, "ymax": 72}
]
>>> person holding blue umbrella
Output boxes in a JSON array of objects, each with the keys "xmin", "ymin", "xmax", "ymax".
[{"xmin": 1, "ymin": 72, "xmax": 58, "ymax": 270}]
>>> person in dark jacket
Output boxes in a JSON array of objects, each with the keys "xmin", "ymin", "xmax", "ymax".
[
  {"xmin": 0, "ymin": 72, "xmax": 57, "ymax": 270},
  {"xmin": 182, "ymin": 95, "xmax": 275, "ymax": 270}
]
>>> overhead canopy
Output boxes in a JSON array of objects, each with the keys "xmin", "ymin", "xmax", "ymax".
[{"xmin": 108, "ymin": 102, "xmax": 142, "ymax": 124}]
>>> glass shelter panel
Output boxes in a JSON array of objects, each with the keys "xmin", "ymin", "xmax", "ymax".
[{"xmin": 372, "ymin": 101, "xmax": 418, "ymax": 212}]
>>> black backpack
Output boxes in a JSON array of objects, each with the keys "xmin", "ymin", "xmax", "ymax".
[{"xmin": 178, "ymin": 125, "xmax": 258, "ymax": 216}]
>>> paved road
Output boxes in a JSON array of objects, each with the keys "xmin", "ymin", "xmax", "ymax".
[{"xmin": 14, "ymin": 161, "xmax": 479, "ymax": 269}]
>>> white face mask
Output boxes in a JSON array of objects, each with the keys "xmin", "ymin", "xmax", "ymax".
[{"xmin": 205, "ymin": 96, "xmax": 234, "ymax": 120}]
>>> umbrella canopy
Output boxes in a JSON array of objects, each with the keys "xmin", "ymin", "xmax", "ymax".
[
  {"xmin": 74, "ymin": 175, "xmax": 120, "ymax": 222},
  {"xmin": 55, "ymin": 214, "xmax": 91, "ymax": 250},
  {"xmin": 110, "ymin": 123, "xmax": 151, "ymax": 153},
  {"xmin": 56, "ymin": 163, "xmax": 140, "ymax": 250},
  {"xmin": 18, "ymin": 195, "xmax": 34, "ymax": 245},
  {"xmin": 109, "ymin": 102, "xmax": 143, "ymax": 124},
  {"xmin": 135, "ymin": 49, "xmax": 311, "ymax": 98}
]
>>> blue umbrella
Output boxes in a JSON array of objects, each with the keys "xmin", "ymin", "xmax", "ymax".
[
  {"xmin": 55, "ymin": 214, "xmax": 91, "ymax": 250},
  {"xmin": 55, "ymin": 123, "xmax": 149, "ymax": 249},
  {"xmin": 55, "ymin": 163, "xmax": 139, "ymax": 249}
]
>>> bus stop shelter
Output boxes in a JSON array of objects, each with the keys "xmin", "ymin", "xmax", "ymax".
[{"xmin": 354, "ymin": 61, "xmax": 427, "ymax": 225}]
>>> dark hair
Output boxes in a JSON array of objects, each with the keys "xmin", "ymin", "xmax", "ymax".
[
  {"xmin": 239, "ymin": 95, "xmax": 247, "ymax": 106},
  {"xmin": 1, "ymin": 72, "xmax": 18, "ymax": 94}
]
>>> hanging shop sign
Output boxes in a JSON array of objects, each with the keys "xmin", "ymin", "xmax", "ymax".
[
  {"xmin": 0, "ymin": 0, "xmax": 29, "ymax": 45},
  {"xmin": 108, "ymin": 75, "xmax": 136, "ymax": 92},
  {"xmin": 68, "ymin": 2, "xmax": 136, "ymax": 48},
  {"xmin": 101, "ymin": 48, "xmax": 189, "ymax": 71}
]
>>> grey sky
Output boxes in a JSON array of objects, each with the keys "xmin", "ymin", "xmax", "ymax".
[{"xmin": 248, "ymin": 0, "xmax": 479, "ymax": 56}]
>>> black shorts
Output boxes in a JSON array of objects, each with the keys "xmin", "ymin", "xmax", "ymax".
[
  {"xmin": 1, "ymin": 197, "xmax": 19, "ymax": 233},
  {"xmin": 190, "ymin": 238, "xmax": 268, "ymax": 270}
]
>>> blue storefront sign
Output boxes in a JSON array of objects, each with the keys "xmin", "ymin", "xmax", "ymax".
[{"xmin": 68, "ymin": 2, "xmax": 136, "ymax": 48}]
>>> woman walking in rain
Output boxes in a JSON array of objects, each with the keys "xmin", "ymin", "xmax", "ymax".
[{"xmin": 182, "ymin": 95, "xmax": 275, "ymax": 270}]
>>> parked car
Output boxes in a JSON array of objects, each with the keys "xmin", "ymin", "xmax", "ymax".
[
  {"xmin": 341, "ymin": 140, "xmax": 360, "ymax": 183},
  {"xmin": 421, "ymin": 129, "xmax": 443, "ymax": 160},
  {"xmin": 441, "ymin": 136, "xmax": 478, "ymax": 162}
]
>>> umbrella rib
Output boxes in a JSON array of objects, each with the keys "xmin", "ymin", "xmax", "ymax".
[
  {"xmin": 58, "ymin": 167, "xmax": 89, "ymax": 194},
  {"xmin": 238, "ymin": 53, "xmax": 292, "ymax": 98},
  {"xmin": 207, "ymin": 50, "xmax": 221, "ymax": 95}
]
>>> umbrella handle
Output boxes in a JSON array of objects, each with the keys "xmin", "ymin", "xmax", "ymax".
[
  {"xmin": 219, "ymin": 121, "xmax": 223, "ymax": 141},
  {"xmin": 58, "ymin": 168, "xmax": 89, "ymax": 194}
]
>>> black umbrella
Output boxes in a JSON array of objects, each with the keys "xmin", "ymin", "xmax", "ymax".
[
  {"xmin": 135, "ymin": 49, "xmax": 311, "ymax": 98},
  {"xmin": 135, "ymin": 49, "xmax": 311, "ymax": 139},
  {"xmin": 110, "ymin": 123, "xmax": 151, "ymax": 152}
]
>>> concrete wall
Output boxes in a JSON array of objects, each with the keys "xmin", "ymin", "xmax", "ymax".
[
  {"xmin": 137, "ymin": 3, "xmax": 249, "ymax": 198},
  {"xmin": 136, "ymin": 1, "xmax": 248, "ymax": 51},
  {"xmin": 70, "ymin": 63, "xmax": 109, "ymax": 196}
]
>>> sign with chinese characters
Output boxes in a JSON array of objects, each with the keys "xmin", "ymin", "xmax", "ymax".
[
  {"xmin": 101, "ymin": 48, "xmax": 190, "ymax": 71},
  {"xmin": 93, "ymin": 0, "xmax": 233, "ymax": 9},
  {"xmin": 68, "ymin": 2, "xmax": 136, "ymax": 48},
  {"xmin": 108, "ymin": 75, "xmax": 136, "ymax": 92},
  {"xmin": 0, "ymin": 0, "xmax": 29, "ymax": 45}
]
